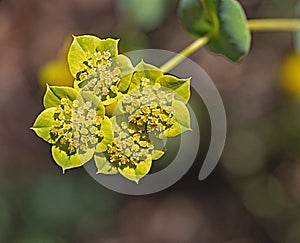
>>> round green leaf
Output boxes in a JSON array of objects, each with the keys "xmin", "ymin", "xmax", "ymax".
[
  {"xmin": 95, "ymin": 154, "xmax": 118, "ymax": 175},
  {"xmin": 79, "ymin": 91, "xmax": 105, "ymax": 118},
  {"xmin": 161, "ymin": 121, "xmax": 182, "ymax": 138},
  {"xmin": 118, "ymin": 158, "xmax": 152, "ymax": 184},
  {"xmin": 152, "ymin": 150, "xmax": 165, "ymax": 160},
  {"xmin": 96, "ymin": 116, "xmax": 114, "ymax": 153},
  {"xmin": 97, "ymin": 38, "xmax": 119, "ymax": 57},
  {"xmin": 156, "ymin": 75, "xmax": 191, "ymax": 103},
  {"xmin": 129, "ymin": 60, "xmax": 163, "ymax": 90},
  {"xmin": 112, "ymin": 54, "xmax": 134, "ymax": 92},
  {"xmin": 179, "ymin": 0, "xmax": 251, "ymax": 62},
  {"xmin": 172, "ymin": 100, "xmax": 191, "ymax": 129},
  {"xmin": 179, "ymin": 0, "xmax": 218, "ymax": 37},
  {"xmin": 52, "ymin": 146, "xmax": 93, "ymax": 173},
  {"xmin": 161, "ymin": 100, "xmax": 191, "ymax": 138},
  {"xmin": 43, "ymin": 85, "xmax": 79, "ymax": 109},
  {"xmin": 67, "ymin": 35, "xmax": 119, "ymax": 78},
  {"xmin": 207, "ymin": 0, "xmax": 251, "ymax": 62},
  {"xmin": 31, "ymin": 108, "xmax": 57, "ymax": 144}
]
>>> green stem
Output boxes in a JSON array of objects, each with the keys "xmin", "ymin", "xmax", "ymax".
[
  {"xmin": 248, "ymin": 19, "xmax": 300, "ymax": 31},
  {"xmin": 160, "ymin": 19, "xmax": 300, "ymax": 73},
  {"xmin": 160, "ymin": 36, "xmax": 210, "ymax": 73}
]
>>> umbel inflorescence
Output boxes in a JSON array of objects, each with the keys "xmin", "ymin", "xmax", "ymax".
[{"xmin": 32, "ymin": 35, "xmax": 191, "ymax": 183}]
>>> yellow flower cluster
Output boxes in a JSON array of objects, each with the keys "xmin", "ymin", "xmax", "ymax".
[
  {"xmin": 78, "ymin": 50, "xmax": 121, "ymax": 101},
  {"xmin": 50, "ymin": 98, "xmax": 76, "ymax": 155},
  {"xmin": 50, "ymin": 97, "xmax": 104, "ymax": 155},
  {"xmin": 122, "ymin": 78, "xmax": 176, "ymax": 134},
  {"xmin": 104, "ymin": 78, "xmax": 177, "ymax": 169},
  {"xmin": 71, "ymin": 99, "xmax": 104, "ymax": 154},
  {"xmin": 106, "ymin": 121, "xmax": 154, "ymax": 169}
]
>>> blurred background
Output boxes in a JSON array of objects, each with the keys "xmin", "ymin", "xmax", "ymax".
[{"xmin": 1, "ymin": 0, "xmax": 300, "ymax": 242}]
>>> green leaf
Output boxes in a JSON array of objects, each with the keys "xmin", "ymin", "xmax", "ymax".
[
  {"xmin": 97, "ymin": 38, "xmax": 119, "ymax": 57},
  {"xmin": 118, "ymin": 158, "xmax": 152, "ymax": 183},
  {"xmin": 68, "ymin": 35, "xmax": 100, "ymax": 78},
  {"xmin": 208, "ymin": 0, "xmax": 251, "ymax": 62},
  {"xmin": 95, "ymin": 154, "xmax": 118, "ymax": 174},
  {"xmin": 129, "ymin": 60, "xmax": 163, "ymax": 90},
  {"xmin": 161, "ymin": 121, "xmax": 182, "ymax": 138},
  {"xmin": 67, "ymin": 35, "xmax": 119, "ymax": 78},
  {"xmin": 161, "ymin": 100, "xmax": 191, "ymax": 138},
  {"xmin": 43, "ymin": 85, "xmax": 79, "ymax": 109},
  {"xmin": 109, "ymin": 114, "xmax": 129, "ymax": 131},
  {"xmin": 96, "ymin": 116, "xmax": 114, "ymax": 152},
  {"xmin": 101, "ymin": 96, "xmax": 118, "ymax": 106},
  {"xmin": 52, "ymin": 146, "xmax": 93, "ymax": 173},
  {"xmin": 156, "ymin": 75, "xmax": 191, "ymax": 103},
  {"xmin": 31, "ymin": 108, "xmax": 57, "ymax": 144},
  {"xmin": 112, "ymin": 54, "xmax": 134, "ymax": 92},
  {"xmin": 110, "ymin": 116, "xmax": 119, "ymax": 131},
  {"xmin": 149, "ymin": 133, "xmax": 166, "ymax": 151},
  {"xmin": 179, "ymin": 0, "xmax": 218, "ymax": 37},
  {"xmin": 79, "ymin": 91, "xmax": 105, "ymax": 117},
  {"xmin": 179, "ymin": 0, "xmax": 251, "ymax": 62},
  {"xmin": 105, "ymin": 100, "xmax": 122, "ymax": 117},
  {"xmin": 173, "ymin": 100, "xmax": 191, "ymax": 129},
  {"xmin": 152, "ymin": 150, "xmax": 165, "ymax": 160}
]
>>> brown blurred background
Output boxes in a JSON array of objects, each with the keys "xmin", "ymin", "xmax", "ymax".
[{"xmin": 1, "ymin": 0, "xmax": 300, "ymax": 242}]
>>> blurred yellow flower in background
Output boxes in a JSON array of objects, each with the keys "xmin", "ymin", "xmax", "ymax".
[
  {"xmin": 280, "ymin": 52, "xmax": 300, "ymax": 97},
  {"xmin": 38, "ymin": 37, "xmax": 74, "ymax": 90}
]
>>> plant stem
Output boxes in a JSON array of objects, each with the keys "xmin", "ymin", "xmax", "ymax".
[
  {"xmin": 248, "ymin": 19, "xmax": 300, "ymax": 31},
  {"xmin": 160, "ymin": 19, "xmax": 300, "ymax": 72},
  {"xmin": 160, "ymin": 36, "xmax": 209, "ymax": 73}
]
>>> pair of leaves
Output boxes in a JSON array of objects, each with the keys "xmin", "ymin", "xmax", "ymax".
[{"xmin": 179, "ymin": 0, "xmax": 251, "ymax": 62}]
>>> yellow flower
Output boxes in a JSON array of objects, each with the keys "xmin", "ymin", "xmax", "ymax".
[
  {"xmin": 58, "ymin": 130, "xmax": 64, "ymax": 136},
  {"xmin": 141, "ymin": 77, "xmax": 150, "ymax": 86},
  {"xmin": 80, "ymin": 127, "xmax": 89, "ymax": 135},
  {"xmin": 73, "ymin": 100, "xmax": 80, "ymax": 108},
  {"xmin": 65, "ymin": 132, "xmax": 73, "ymax": 141},
  {"xmin": 103, "ymin": 50, "xmax": 111, "ymax": 60},
  {"xmin": 96, "ymin": 130, "xmax": 104, "ymax": 137},
  {"xmin": 58, "ymin": 113, "xmax": 64, "ymax": 120},
  {"xmin": 111, "ymin": 85, "xmax": 119, "ymax": 93},
  {"xmin": 139, "ymin": 141, "xmax": 149, "ymax": 148},
  {"xmin": 94, "ymin": 51, "xmax": 102, "ymax": 60},
  {"xmin": 95, "ymin": 117, "xmax": 103, "ymax": 126},
  {"xmin": 280, "ymin": 52, "xmax": 300, "ymax": 97},
  {"xmin": 79, "ymin": 73, "xmax": 87, "ymax": 81},
  {"xmin": 133, "ymin": 133, "xmax": 140, "ymax": 141},
  {"xmin": 61, "ymin": 98, "xmax": 68, "ymax": 105}
]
